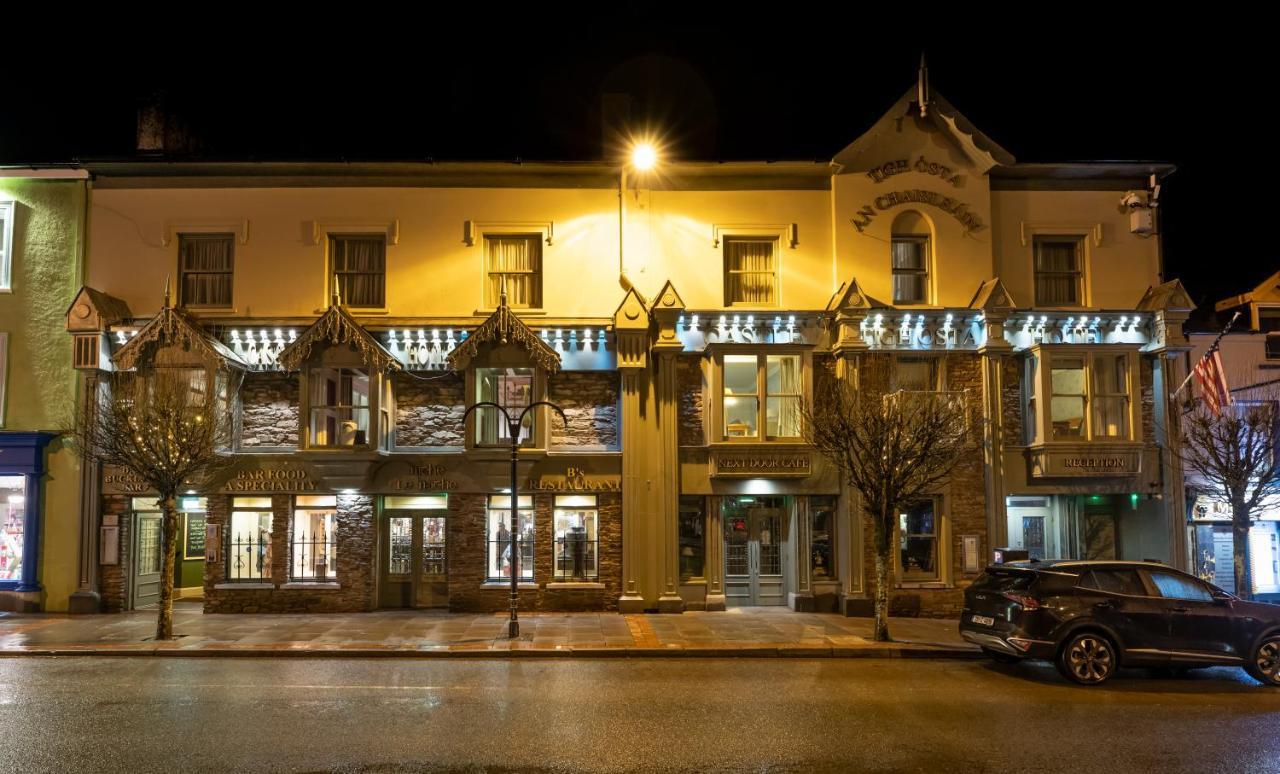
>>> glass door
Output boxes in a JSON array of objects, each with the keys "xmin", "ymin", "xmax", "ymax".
[
  {"xmin": 722, "ymin": 496, "xmax": 788, "ymax": 607},
  {"xmin": 133, "ymin": 513, "xmax": 163, "ymax": 609},
  {"xmin": 380, "ymin": 508, "xmax": 448, "ymax": 609}
]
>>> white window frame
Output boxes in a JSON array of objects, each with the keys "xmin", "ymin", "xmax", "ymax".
[
  {"xmin": 721, "ymin": 231, "xmax": 783, "ymax": 309},
  {"xmin": 0, "ymin": 332, "xmax": 8, "ymax": 426},
  {"xmin": 483, "ymin": 233, "xmax": 544, "ymax": 311},
  {"xmin": 890, "ymin": 234, "xmax": 932, "ymax": 306},
  {"xmin": 895, "ymin": 494, "xmax": 951, "ymax": 588},
  {"xmin": 710, "ymin": 348, "xmax": 809, "ymax": 443},
  {"xmin": 0, "ymin": 199, "xmax": 14, "ymax": 292},
  {"xmin": 467, "ymin": 222, "xmax": 553, "ymax": 314},
  {"xmin": 1024, "ymin": 346, "xmax": 1141, "ymax": 445}
]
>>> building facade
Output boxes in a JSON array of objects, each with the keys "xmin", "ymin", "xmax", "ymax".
[
  {"xmin": 65, "ymin": 83, "xmax": 1192, "ymax": 617},
  {"xmin": 1, "ymin": 168, "xmax": 88, "ymax": 613}
]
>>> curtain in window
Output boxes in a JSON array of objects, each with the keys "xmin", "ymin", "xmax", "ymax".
[
  {"xmin": 725, "ymin": 239, "xmax": 776, "ymax": 305},
  {"xmin": 1090, "ymin": 355, "xmax": 1129, "ymax": 438},
  {"xmin": 333, "ymin": 237, "xmax": 386, "ymax": 307},
  {"xmin": 487, "ymin": 236, "xmax": 542, "ymax": 308},
  {"xmin": 891, "ymin": 238, "xmax": 927, "ymax": 304},
  {"xmin": 1034, "ymin": 240, "xmax": 1081, "ymax": 305},
  {"xmin": 180, "ymin": 236, "xmax": 234, "ymax": 306}
]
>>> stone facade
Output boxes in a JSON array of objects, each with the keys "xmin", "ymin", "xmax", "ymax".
[
  {"xmin": 677, "ymin": 356, "xmax": 704, "ymax": 447},
  {"xmin": 239, "ymin": 373, "xmax": 299, "ymax": 448},
  {"xmin": 1001, "ymin": 357, "xmax": 1023, "ymax": 446},
  {"xmin": 394, "ymin": 372, "xmax": 465, "ymax": 448},
  {"xmin": 548, "ymin": 371, "xmax": 619, "ymax": 449},
  {"xmin": 98, "ymin": 495, "xmax": 131, "ymax": 613}
]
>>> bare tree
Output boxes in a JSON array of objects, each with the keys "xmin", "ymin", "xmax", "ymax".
[
  {"xmin": 72, "ymin": 368, "xmax": 233, "ymax": 640},
  {"xmin": 801, "ymin": 372, "xmax": 970, "ymax": 641},
  {"xmin": 1178, "ymin": 383, "xmax": 1280, "ymax": 600}
]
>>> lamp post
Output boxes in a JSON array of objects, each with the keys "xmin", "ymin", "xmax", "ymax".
[{"xmin": 462, "ymin": 399, "xmax": 566, "ymax": 638}]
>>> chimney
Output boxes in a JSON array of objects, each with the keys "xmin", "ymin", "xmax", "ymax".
[{"xmin": 136, "ymin": 91, "xmax": 199, "ymax": 156}]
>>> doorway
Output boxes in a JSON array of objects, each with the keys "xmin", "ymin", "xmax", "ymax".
[
  {"xmin": 723, "ymin": 496, "xmax": 788, "ymax": 606},
  {"xmin": 132, "ymin": 512, "xmax": 163, "ymax": 609},
  {"xmin": 379, "ymin": 507, "xmax": 448, "ymax": 609}
]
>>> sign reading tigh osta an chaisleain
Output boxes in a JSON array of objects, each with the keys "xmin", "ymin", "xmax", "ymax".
[{"xmin": 850, "ymin": 156, "xmax": 983, "ymax": 234}]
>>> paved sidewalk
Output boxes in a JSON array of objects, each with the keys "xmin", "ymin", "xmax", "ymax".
[{"xmin": 0, "ymin": 602, "xmax": 978, "ymax": 659}]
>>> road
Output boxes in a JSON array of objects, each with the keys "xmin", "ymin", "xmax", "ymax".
[{"xmin": 1, "ymin": 657, "xmax": 1278, "ymax": 773}]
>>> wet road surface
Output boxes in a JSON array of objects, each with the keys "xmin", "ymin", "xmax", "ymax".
[{"xmin": 1, "ymin": 657, "xmax": 1278, "ymax": 773}]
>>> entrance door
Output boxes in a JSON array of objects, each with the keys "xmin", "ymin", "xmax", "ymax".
[
  {"xmin": 1082, "ymin": 506, "xmax": 1118, "ymax": 560},
  {"xmin": 380, "ymin": 513, "xmax": 448, "ymax": 608},
  {"xmin": 724, "ymin": 497, "xmax": 787, "ymax": 607},
  {"xmin": 1022, "ymin": 516, "xmax": 1046, "ymax": 560},
  {"xmin": 132, "ymin": 513, "xmax": 163, "ymax": 609}
]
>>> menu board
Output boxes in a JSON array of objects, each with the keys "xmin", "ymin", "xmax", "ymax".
[{"xmin": 184, "ymin": 513, "xmax": 208, "ymax": 560}]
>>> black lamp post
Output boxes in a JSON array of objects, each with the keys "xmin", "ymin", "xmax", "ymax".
[{"xmin": 462, "ymin": 399, "xmax": 566, "ymax": 638}]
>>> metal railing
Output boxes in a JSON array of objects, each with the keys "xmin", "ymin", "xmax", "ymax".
[
  {"xmin": 227, "ymin": 529, "xmax": 271, "ymax": 581},
  {"xmin": 291, "ymin": 525, "xmax": 336, "ymax": 581},
  {"xmin": 553, "ymin": 531, "xmax": 598, "ymax": 581}
]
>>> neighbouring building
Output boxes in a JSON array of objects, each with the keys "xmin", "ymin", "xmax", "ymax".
[
  {"xmin": 63, "ymin": 73, "xmax": 1192, "ymax": 618},
  {"xmin": 1, "ymin": 167, "xmax": 89, "ymax": 612},
  {"xmin": 1184, "ymin": 272, "xmax": 1280, "ymax": 601}
]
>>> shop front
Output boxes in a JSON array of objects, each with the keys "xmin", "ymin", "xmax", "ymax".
[
  {"xmin": 1188, "ymin": 495, "xmax": 1280, "ymax": 600},
  {"xmin": 0, "ymin": 432, "xmax": 57, "ymax": 612}
]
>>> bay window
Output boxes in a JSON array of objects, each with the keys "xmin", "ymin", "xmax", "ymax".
[
  {"xmin": 308, "ymin": 367, "xmax": 370, "ymax": 447},
  {"xmin": 1025, "ymin": 349, "xmax": 1137, "ymax": 444},
  {"xmin": 720, "ymin": 353, "xmax": 803, "ymax": 441},
  {"xmin": 475, "ymin": 367, "xmax": 536, "ymax": 446},
  {"xmin": 487, "ymin": 494, "xmax": 534, "ymax": 581}
]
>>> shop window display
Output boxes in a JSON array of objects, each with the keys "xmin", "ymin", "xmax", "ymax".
[
  {"xmin": 292, "ymin": 495, "xmax": 337, "ymax": 581},
  {"xmin": 898, "ymin": 499, "xmax": 939, "ymax": 582},
  {"xmin": 227, "ymin": 497, "xmax": 273, "ymax": 581},
  {"xmin": 0, "ymin": 477, "xmax": 26, "ymax": 582},
  {"xmin": 810, "ymin": 496, "xmax": 836, "ymax": 579},
  {"xmin": 553, "ymin": 495, "xmax": 597, "ymax": 581},
  {"xmin": 678, "ymin": 496, "xmax": 705, "ymax": 582},
  {"xmin": 487, "ymin": 495, "xmax": 534, "ymax": 581}
]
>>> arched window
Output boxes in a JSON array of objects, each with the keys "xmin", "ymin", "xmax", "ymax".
[{"xmin": 891, "ymin": 211, "xmax": 932, "ymax": 305}]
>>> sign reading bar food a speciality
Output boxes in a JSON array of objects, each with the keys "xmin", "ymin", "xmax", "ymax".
[
  {"xmin": 711, "ymin": 451, "xmax": 811, "ymax": 478},
  {"xmin": 223, "ymin": 466, "xmax": 319, "ymax": 492}
]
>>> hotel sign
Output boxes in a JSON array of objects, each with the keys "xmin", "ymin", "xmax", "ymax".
[
  {"xmin": 1029, "ymin": 447, "xmax": 1142, "ymax": 479},
  {"xmin": 711, "ymin": 450, "xmax": 812, "ymax": 478}
]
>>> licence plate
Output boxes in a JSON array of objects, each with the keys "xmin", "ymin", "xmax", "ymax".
[{"xmin": 971, "ymin": 615, "xmax": 995, "ymax": 627}]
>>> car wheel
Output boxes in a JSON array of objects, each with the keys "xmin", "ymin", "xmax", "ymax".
[
  {"xmin": 1246, "ymin": 636, "xmax": 1280, "ymax": 686},
  {"xmin": 1056, "ymin": 632, "xmax": 1117, "ymax": 686},
  {"xmin": 983, "ymin": 648, "xmax": 1020, "ymax": 664}
]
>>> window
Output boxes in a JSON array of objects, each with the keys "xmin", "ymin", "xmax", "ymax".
[
  {"xmin": 178, "ymin": 233, "xmax": 234, "ymax": 307},
  {"xmin": 721, "ymin": 353, "xmax": 802, "ymax": 440},
  {"xmin": 724, "ymin": 237, "xmax": 778, "ymax": 307},
  {"xmin": 291, "ymin": 495, "xmax": 336, "ymax": 581},
  {"xmin": 329, "ymin": 235, "xmax": 386, "ymax": 308},
  {"xmin": 475, "ymin": 367, "xmax": 535, "ymax": 446},
  {"xmin": 227, "ymin": 497, "xmax": 272, "ymax": 582},
  {"xmin": 893, "ymin": 356, "xmax": 939, "ymax": 392},
  {"xmin": 1080, "ymin": 569, "xmax": 1146, "ymax": 596},
  {"xmin": 553, "ymin": 495, "xmax": 598, "ymax": 581},
  {"xmin": 678, "ymin": 496, "xmax": 705, "ymax": 582},
  {"xmin": 810, "ymin": 495, "xmax": 836, "ymax": 580},
  {"xmin": 1027, "ymin": 350, "xmax": 1136, "ymax": 443},
  {"xmin": 487, "ymin": 495, "xmax": 534, "ymax": 581},
  {"xmin": 891, "ymin": 236, "xmax": 929, "ymax": 304},
  {"xmin": 0, "ymin": 476, "xmax": 26, "ymax": 582},
  {"xmin": 1148, "ymin": 570, "xmax": 1213, "ymax": 602},
  {"xmin": 1267, "ymin": 334, "xmax": 1280, "ymax": 361},
  {"xmin": 308, "ymin": 367, "xmax": 370, "ymax": 447},
  {"xmin": 0, "ymin": 200, "xmax": 13, "ymax": 291},
  {"xmin": 485, "ymin": 235, "xmax": 542, "ymax": 309},
  {"xmin": 1033, "ymin": 236, "xmax": 1084, "ymax": 306},
  {"xmin": 898, "ymin": 499, "xmax": 939, "ymax": 582}
]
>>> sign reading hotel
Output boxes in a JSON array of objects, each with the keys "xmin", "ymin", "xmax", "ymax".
[
  {"xmin": 711, "ymin": 451, "xmax": 812, "ymax": 478},
  {"xmin": 851, "ymin": 156, "xmax": 983, "ymax": 233}
]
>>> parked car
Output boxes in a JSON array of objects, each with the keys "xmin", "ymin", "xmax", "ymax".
[{"xmin": 960, "ymin": 560, "xmax": 1280, "ymax": 686}]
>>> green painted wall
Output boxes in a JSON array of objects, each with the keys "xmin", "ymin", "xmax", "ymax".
[{"xmin": 1, "ymin": 177, "xmax": 87, "ymax": 611}]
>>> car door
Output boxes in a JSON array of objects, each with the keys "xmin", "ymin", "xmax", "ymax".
[
  {"xmin": 1078, "ymin": 568, "xmax": 1170, "ymax": 659},
  {"xmin": 1144, "ymin": 569, "xmax": 1239, "ymax": 661}
]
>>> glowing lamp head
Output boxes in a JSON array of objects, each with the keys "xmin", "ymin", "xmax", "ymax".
[{"xmin": 630, "ymin": 142, "xmax": 658, "ymax": 172}]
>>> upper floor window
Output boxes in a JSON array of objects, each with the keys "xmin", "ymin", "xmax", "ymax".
[
  {"xmin": 485, "ymin": 235, "xmax": 542, "ymax": 309},
  {"xmin": 893, "ymin": 356, "xmax": 940, "ymax": 392},
  {"xmin": 724, "ymin": 237, "xmax": 778, "ymax": 307},
  {"xmin": 722, "ymin": 353, "xmax": 802, "ymax": 440},
  {"xmin": 178, "ymin": 233, "xmax": 234, "ymax": 308},
  {"xmin": 1026, "ymin": 349, "xmax": 1135, "ymax": 443},
  {"xmin": 0, "ymin": 200, "xmax": 13, "ymax": 291},
  {"xmin": 1033, "ymin": 236, "xmax": 1084, "ymax": 306},
  {"xmin": 476, "ymin": 367, "xmax": 535, "ymax": 447},
  {"xmin": 330, "ymin": 234, "xmax": 386, "ymax": 308},
  {"xmin": 308, "ymin": 367, "xmax": 370, "ymax": 447},
  {"xmin": 891, "ymin": 236, "xmax": 929, "ymax": 304}
]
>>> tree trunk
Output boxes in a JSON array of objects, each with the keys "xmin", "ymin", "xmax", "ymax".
[
  {"xmin": 156, "ymin": 496, "xmax": 179, "ymax": 641},
  {"xmin": 873, "ymin": 551, "xmax": 892, "ymax": 642},
  {"xmin": 1232, "ymin": 518, "xmax": 1254, "ymax": 601}
]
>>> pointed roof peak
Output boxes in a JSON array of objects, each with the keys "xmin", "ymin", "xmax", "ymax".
[
  {"xmin": 968, "ymin": 278, "xmax": 1018, "ymax": 312},
  {"xmin": 112, "ymin": 306, "xmax": 246, "ymax": 371},
  {"xmin": 826, "ymin": 277, "xmax": 887, "ymax": 313},
  {"xmin": 446, "ymin": 305, "xmax": 561, "ymax": 373},
  {"xmin": 277, "ymin": 303, "xmax": 401, "ymax": 372},
  {"xmin": 917, "ymin": 52, "xmax": 930, "ymax": 118}
]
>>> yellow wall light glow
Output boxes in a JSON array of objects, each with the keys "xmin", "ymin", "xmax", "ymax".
[{"xmin": 630, "ymin": 142, "xmax": 658, "ymax": 171}]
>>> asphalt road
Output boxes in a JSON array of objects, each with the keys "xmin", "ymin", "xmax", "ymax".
[{"xmin": 1, "ymin": 657, "xmax": 1278, "ymax": 773}]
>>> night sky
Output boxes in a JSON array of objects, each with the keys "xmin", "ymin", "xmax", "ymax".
[{"xmin": 1, "ymin": 16, "xmax": 1260, "ymax": 324}]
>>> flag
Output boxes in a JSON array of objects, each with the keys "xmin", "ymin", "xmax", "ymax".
[{"xmin": 1193, "ymin": 348, "xmax": 1232, "ymax": 416}]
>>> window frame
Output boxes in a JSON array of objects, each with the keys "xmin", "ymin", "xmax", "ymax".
[
  {"xmin": 722, "ymin": 235, "xmax": 781, "ymax": 308},
  {"xmin": 327, "ymin": 233, "xmax": 387, "ymax": 310},
  {"xmin": 304, "ymin": 365, "xmax": 373, "ymax": 450},
  {"xmin": 1024, "ymin": 346, "xmax": 1141, "ymax": 445},
  {"xmin": 552, "ymin": 495, "xmax": 599, "ymax": 582},
  {"xmin": 892, "ymin": 354, "xmax": 943, "ymax": 393},
  {"xmin": 0, "ymin": 199, "xmax": 13, "ymax": 292},
  {"xmin": 890, "ymin": 234, "xmax": 931, "ymax": 305},
  {"xmin": 711, "ymin": 348, "xmax": 809, "ymax": 443},
  {"xmin": 290, "ymin": 495, "xmax": 338, "ymax": 583},
  {"xmin": 177, "ymin": 232, "xmax": 235, "ymax": 309},
  {"xmin": 483, "ymin": 233, "xmax": 544, "ymax": 310},
  {"xmin": 225, "ymin": 497, "xmax": 273, "ymax": 583},
  {"xmin": 486, "ymin": 494, "xmax": 535, "ymax": 583},
  {"xmin": 1032, "ymin": 235, "xmax": 1086, "ymax": 307},
  {"xmin": 472, "ymin": 365, "xmax": 541, "ymax": 449},
  {"xmin": 895, "ymin": 495, "xmax": 949, "ymax": 587}
]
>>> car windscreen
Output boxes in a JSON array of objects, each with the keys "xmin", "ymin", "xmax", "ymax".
[{"xmin": 969, "ymin": 570, "xmax": 1035, "ymax": 592}]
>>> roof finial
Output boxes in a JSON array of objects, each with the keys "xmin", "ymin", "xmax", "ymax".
[
  {"xmin": 332, "ymin": 274, "xmax": 342, "ymax": 307},
  {"xmin": 917, "ymin": 52, "xmax": 930, "ymax": 118},
  {"xmin": 499, "ymin": 275, "xmax": 509, "ymax": 309},
  {"xmin": 163, "ymin": 274, "xmax": 172, "ymax": 308}
]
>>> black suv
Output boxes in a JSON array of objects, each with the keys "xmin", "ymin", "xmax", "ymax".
[{"xmin": 960, "ymin": 560, "xmax": 1280, "ymax": 686}]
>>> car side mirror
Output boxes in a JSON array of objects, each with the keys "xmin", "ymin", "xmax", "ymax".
[{"xmin": 1212, "ymin": 591, "xmax": 1233, "ymax": 605}]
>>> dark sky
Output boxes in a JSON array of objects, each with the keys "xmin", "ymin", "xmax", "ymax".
[{"xmin": 1, "ymin": 15, "xmax": 1261, "ymax": 322}]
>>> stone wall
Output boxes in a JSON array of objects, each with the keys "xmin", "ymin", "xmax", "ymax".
[
  {"xmin": 678, "ymin": 356, "xmax": 704, "ymax": 447},
  {"xmin": 204, "ymin": 493, "xmax": 377, "ymax": 613},
  {"xmin": 99, "ymin": 495, "xmax": 130, "ymax": 613},
  {"xmin": 1001, "ymin": 356, "xmax": 1024, "ymax": 446},
  {"xmin": 395, "ymin": 372, "xmax": 465, "ymax": 448},
  {"xmin": 548, "ymin": 371, "xmax": 618, "ymax": 449},
  {"xmin": 447, "ymin": 492, "xmax": 623, "ymax": 613},
  {"xmin": 239, "ymin": 373, "xmax": 299, "ymax": 448}
]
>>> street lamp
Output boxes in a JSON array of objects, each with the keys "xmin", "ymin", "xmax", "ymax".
[{"xmin": 462, "ymin": 399, "xmax": 566, "ymax": 638}]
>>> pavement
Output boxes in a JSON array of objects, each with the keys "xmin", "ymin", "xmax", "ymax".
[
  {"xmin": 3, "ymin": 657, "xmax": 1277, "ymax": 773},
  {"xmin": 0, "ymin": 601, "xmax": 977, "ymax": 658}
]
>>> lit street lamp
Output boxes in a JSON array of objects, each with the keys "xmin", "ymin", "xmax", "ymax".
[{"xmin": 462, "ymin": 399, "xmax": 566, "ymax": 638}]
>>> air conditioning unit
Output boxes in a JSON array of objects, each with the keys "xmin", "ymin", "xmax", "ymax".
[{"xmin": 1121, "ymin": 190, "xmax": 1155, "ymax": 236}]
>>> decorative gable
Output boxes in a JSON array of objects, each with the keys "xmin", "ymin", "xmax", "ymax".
[
  {"xmin": 276, "ymin": 303, "xmax": 401, "ymax": 373},
  {"xmin": 968, "ymin": 278, "xmax": 1018, "ymax": 313},
  {"xmin": 65, "ymin": 286, "xmax": 132, "ymax": 333},
  {"xmin": 446, "ymin": 302, "xmax": 561, "ymax": 373},
  {"xmin": 112, "ymin": 306, "xmax": 246, "ymax": 371},
  {"xmin": 1136, "ymin": 279, "xmax": 1196, "ymax": 314}
]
